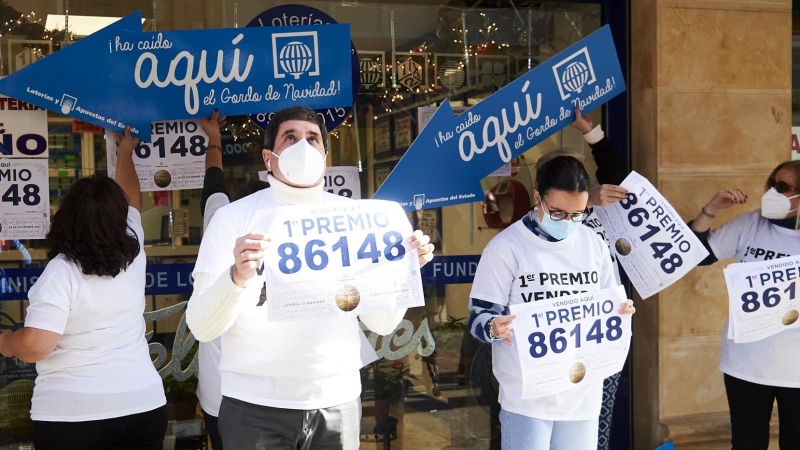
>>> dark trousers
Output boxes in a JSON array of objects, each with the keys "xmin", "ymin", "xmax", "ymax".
[
  {"xmin": 218, "ymin": 396, "xmax": 361, "ymax": 450},
  {"xmin": 34, "ymin": 405, "xmax": 167, "ymax": 450},
  {"xmin": 725, "ymin": 374, "xmax": 800, "ymax": 450},
  {"xmin": 202, "ymin": 409, "xmax": 223, "ymax": 450},
  {"xmin": 598, "ymin": 372, "xmax": 621, "ymax": 450}
]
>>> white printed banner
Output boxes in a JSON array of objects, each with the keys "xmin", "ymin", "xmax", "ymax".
[
  {"xmin": 509, "ymin": 286, "xmax": 631, "ymax": 399},
  {"xmin": 0, "ymin": 94, "xmax": 48, "ymax": 158},
  {"xmin": 258, "ymin": 166, "xmax": 361, "ymax": 199},
  {"xmin": 106, "ymin": 120, "xmax": 208, "ymax": 191},
  {"xmin": 593, "ymin": 171, "xmax": 709, "ymax": 299},
  {"xmin": 261, "ymin": 199, "xmax": 424, "ymax": 321},
  {"xmin": 0, "ymin": 159, "xmax": 49, "ymax": 239},
  {"xmin": 724, "ymin": 258, "xmax": 800, "ymax": 343}
]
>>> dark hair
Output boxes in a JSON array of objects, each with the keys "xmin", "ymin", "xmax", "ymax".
[
  {"xmin": 46, "ymin": 175, "xmax": 140, "ymax": 277},
  {"xmin": 535, "ymin": 155, "xmax": 591, "ymax": 196},
  {"xmin": 263, "ymin": 106, "xmax": 328, "ymax": 152}
]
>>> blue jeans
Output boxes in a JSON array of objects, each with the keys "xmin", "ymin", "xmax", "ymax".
[{"xmin": 500, "ymin": 409, "xmax": 598, "ymax": 450}]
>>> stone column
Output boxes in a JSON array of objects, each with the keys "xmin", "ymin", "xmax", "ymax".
[{"xmin": 630, "ymin": 0, "xmax": 791, "ymax": 448}]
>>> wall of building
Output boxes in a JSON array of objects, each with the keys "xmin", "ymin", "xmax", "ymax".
[{"xmin": 630, "ymin": 0, "xmax": 791, "ymax": 448}]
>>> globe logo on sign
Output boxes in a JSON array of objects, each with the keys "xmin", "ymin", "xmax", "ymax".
[
  {"xmin": 272, "ymin": 31, "xmax": 320, "ymax": 79},
  {"xmin": 552, "ymin": 47, "xmax": 597, "ymax": 101},
  {"xmin": 360, "ymin": 57, "xmax": 382, "ymax": 87},
  {"xmin": 279, "ymin": 41, "xmax": 314, "ymax": 79},
  {"xmin": 560, "ymin": 61, "xmax": 590, "ymax": 94}
]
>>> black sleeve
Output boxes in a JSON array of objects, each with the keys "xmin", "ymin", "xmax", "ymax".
[
  {"xmin": 200, "ymin": 167, "xmax": 229, "ymax": 218},
  {"xmin": 687, "ymin": 220, "xmax": 719, "ymax": 266},
  {"xmin": 589, "ymin": 136, "xmax": 626, "ymax": 186}
]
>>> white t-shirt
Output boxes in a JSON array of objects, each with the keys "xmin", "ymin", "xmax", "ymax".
[
  {"xmin": 708, "ymin": 210, "xmax": 800, "ymax": 387},
  {"xmin": 469, "ymin": 220, "xmax": 617, "ymax": 420},
  {"xmin": 24, "ymin": 207, "xmax": 165, "ymax": 422},
  {"xmin": 193, "ymin": 188, "xmax": 366, "ymax": 410},
  {"xmin": 196, "ymin": 192, "xmax": 229, "ymax": 417}
]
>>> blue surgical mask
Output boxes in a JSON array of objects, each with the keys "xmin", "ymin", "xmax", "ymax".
[{"xmin": 540, "ymin": 214, "xmax": 582, "ymax": 240}]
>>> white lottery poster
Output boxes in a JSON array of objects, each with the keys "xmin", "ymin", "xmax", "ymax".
[
  {"xmin": 509, "ymin": 286, "xmax": 631, "ymax": 399},
  {"xmin": 0, "ymin": 159, "xmax": 49, "ymax": 239},
  {"xmin": 724, "ymin": 258, "xmax": 800, "ymax": 343},
  {"xmin": 261, "ymin": 199, "xmax": 424, "ymax": 321},
  {"xmin": 258, "ymin": 166, "xmax": 362, "ymax": 199},
  {"xmin": 0, "ymin": 93, "xmax": 48, "ymax": 158},
  {"xmin": 106, "ymin": 120, "xmax": 208, "ymax": 191},
  {"xmin": 593, "ymin": 171, "xmax": 708, "ymax": 299}
]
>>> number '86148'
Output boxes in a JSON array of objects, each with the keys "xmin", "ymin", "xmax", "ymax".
[{"xmin": 277, "ymin": 231, "xmax": 405, "ymax": 275}]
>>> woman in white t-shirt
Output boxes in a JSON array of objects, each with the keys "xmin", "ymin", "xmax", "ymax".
[
  {"xmin": 468, "ymin": 155, "xmax": 635, "ymax": 450},
  {"xmin": 689, "ymin": 161, "xmax": 800, "ymax": 450},
  {"xmin": 0, "ymin": 127, "xmax": 167, "ymax": 450}
]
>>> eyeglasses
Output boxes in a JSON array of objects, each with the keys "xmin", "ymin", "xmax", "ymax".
[
  {"xmin": 540, "ymin": 197, "xmax": 589, "ymax": 222},
  {"xmin": 771, "ymin": 180, "xmax": 798, "ymax": 194}
]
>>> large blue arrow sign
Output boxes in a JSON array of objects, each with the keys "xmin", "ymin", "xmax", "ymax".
[
  {"xmin": 0, "ymin": 11, "xmax": 353, "ymax": 141},
  {"xmin": 374, "ymin": 25, "xmax": 625, "ymax": 211}
]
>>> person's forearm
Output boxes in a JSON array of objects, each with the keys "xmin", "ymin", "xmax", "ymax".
[
  {"xmin": 115, "ymin": 149, "xmax": 141, "ymax": 211},
  {"xmin": 186, "ymin": 270, "xmax": 261, "ymax": 342},
  {"xmin": 690, "ymin": 203, "xmax": 718, "ymax": 233},
  {"xmin": 359, "ymin": 308, "xmax": 407, "ymax": 336},
  {"xmin": 0, "ymin": 328, "xmax": 60, "ymax": 363},
  {"xmin": 205, "ymin": 135, "xmax": 223, "ymax": 171}
]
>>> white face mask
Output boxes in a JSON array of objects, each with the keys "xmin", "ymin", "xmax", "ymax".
[
  {"xmin": 761, "ymin": 187, "xmax": 800, "ymax": 219},
  {"xmin": 271, "ymin": 138, "xmax": 326, "ymax": 186}
]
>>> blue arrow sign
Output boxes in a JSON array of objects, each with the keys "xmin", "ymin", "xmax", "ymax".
[
  {"xmin": 373, "ymin": 25, "xmax": 626, "ymax": 211},
  {"xmin": 0, "ymin": 11, "xmax": 353, "ymax": 141}
]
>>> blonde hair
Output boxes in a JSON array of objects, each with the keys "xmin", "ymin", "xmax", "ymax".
[{"xmin": 766, "ymin": 160, "xmax": 800, "ymax": 229}]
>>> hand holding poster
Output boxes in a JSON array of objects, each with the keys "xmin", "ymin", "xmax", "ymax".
[
  {"xmin": 724, "ymin": 258, "xmax": 800, "ymax": 343},
  {"xmin": 593, "ymin": 172, "xmax": 708, "ymax": 299},
  {"xmin": 509, "ymin": 286, "xmax": 631, "ymax": 399},
  {"xmin": 105, "ymin": 120, "xmax": 208, "ymax": 191},
  {"xmin": 260, "ymin": 199, "xmax": 424, "ymax": 321},
  {"xmin": 0, "ymin": 159, "xmax": 49, "ymax": 239}
]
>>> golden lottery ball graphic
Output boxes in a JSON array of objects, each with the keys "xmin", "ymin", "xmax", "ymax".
[
  {"xmin": 154, "ymin": 170, "xmax": 172, "ymax": 188},
  {"xmin": 335, "ymin": 285, "xmax": 361, "ymax": 312},
  {"xmin": 569, "ymin": 362, "xmax": 586, "ymax": 384},
  {"xmin": 615, "ymin": 238, "xmax": 632, "ymax": 256},
  {"xmin": 782, "ymin": 309, "xmax": 799, "ymax": 326}
]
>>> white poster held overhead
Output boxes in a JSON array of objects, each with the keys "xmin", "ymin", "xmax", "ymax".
[
  {"xmin": 0, "ymin": 159, "xmax": 49, "ymax": 239},
  {"xmin": 724, "ymin": 258, "xmax": 800, "ymax": 343},
  {"xmin": 260, "ymin": 200, "xmax": 424, "ymax": 321},
  {"xmin": 509, "ymin": 286, "xmax": 631, "ymax": 399},
  {"xmin": 258, "ymin": 166, "xmax": 362, "ymax": 199},
  {"xmin": 106, "ymin": 120, "xmax": 208, "ymax": 191},
  {"xmin": 0, "ymin": 94, "xmax": 48, "ymax": 158},
  {"xmin": 418, "ymin": 106, "xmax": 511, "ymax": 176},
  {"xmin": 593, "ymin": 171, "xmax": 708, "ymax": 299}
]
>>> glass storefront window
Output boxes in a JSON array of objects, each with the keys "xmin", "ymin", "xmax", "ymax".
[{"xmin": 0, "ymin": 1, "xmax": 612, "ymax": 448}]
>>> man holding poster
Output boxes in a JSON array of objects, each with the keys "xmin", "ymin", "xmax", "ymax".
[
  {"xmin": 186, "ymin": 106, "xmax": 434, "ymax": 449},
  {"xmin": 468, "ymin": 155, "xmax": 634, "ymax": 450},
  {"xmin": 687, "ymin": 161, "xmax": 800, "ymax": 450}
]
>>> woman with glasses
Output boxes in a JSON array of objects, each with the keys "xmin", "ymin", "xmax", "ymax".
[
  {"xmin": 468, "ymin": 155, "xmax": 635, "ymax": 450},
  {"xmin": 688, "ymin": 161, "xmax": 800, "ymax": 450}
]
